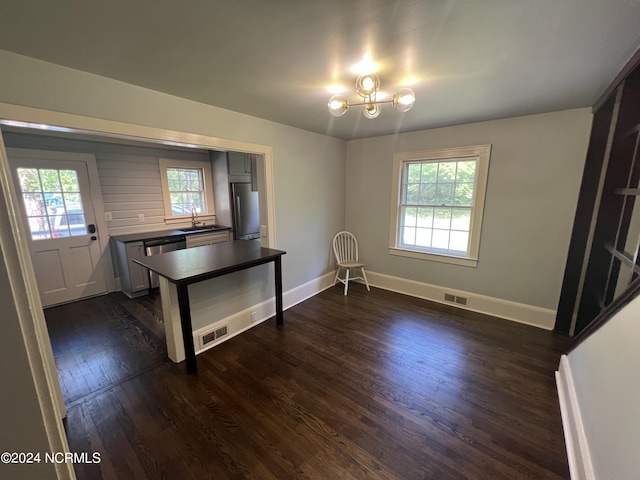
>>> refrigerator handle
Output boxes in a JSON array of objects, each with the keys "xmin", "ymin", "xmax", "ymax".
[{"xmin": 235, "ymin": 195, "xmax": 241, "ymax": 230}]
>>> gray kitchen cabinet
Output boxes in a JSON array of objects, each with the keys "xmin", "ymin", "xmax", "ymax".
[
  {"xmin": 113, "ymin": 239, "xmax": 149, "ymax": 298},
  {"xmin": 228, "ymin": 151, "xmax": 251, "ymax": 182},
  {"xmin": 186, "ymin": 230, "xmax": 231, "ymax": 248}
]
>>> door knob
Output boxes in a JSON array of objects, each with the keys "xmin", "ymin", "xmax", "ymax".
[{"xmin": 90, "ymin": 236, "xmax": 97, "ymax": 241}]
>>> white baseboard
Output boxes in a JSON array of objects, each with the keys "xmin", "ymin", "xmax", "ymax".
[
  {"xmin": 193, "ymin": 297, "xmax": 274, "ymax": 356},
  {"xmin": 556, "ymin": 355, "xmax": 594, "ymax": 480},
  {"xmin": 366, "ymin": 270, "xmax": 557, "ymax": 329},
  {"xmin": 284, "ymin": 271, "xmax": 336, "ymax": 309},
  {"xmin": 191, "ymin": 268, "xmax": 554, "ymax": 359}
]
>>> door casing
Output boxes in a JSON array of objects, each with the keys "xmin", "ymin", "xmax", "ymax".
[{"xmin": 8, "ymin": 148, "xmax": 113, "ymax": 306}]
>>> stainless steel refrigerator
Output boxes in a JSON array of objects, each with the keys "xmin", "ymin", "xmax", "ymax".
[{"xmin": 231, "ymin": 182, "xmax": 260, "ymax": 240}]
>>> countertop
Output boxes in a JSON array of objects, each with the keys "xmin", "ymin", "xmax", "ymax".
[
  {"xmin": 111, "ymin": 225, "xmax": 232, "ymax": 243},
  {"xmin": 133, "ymin": 240, "xmax": 285, "ymax": 284}
]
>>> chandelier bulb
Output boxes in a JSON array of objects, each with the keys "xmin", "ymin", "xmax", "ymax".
[
  {"xmin": 393, "ymin": 87, "xmax": 416, "ymax": 112},
  {"xmin": 328, "ymin": 94, "xmax": 349, "ymax": 117},
  {"xmin": 355, "ymin": 73, "xmax": 380, "ymax": 98}
]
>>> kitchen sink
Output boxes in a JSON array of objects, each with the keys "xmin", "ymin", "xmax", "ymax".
[
  {"xmin": 179, "ymin": 225, "xmax": 228, "ymax": 233},
  {"xmin": 180, "ymin": 226, "xmax": 215, "ymax": 232}
]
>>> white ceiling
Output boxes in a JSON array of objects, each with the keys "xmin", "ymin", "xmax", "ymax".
[{"xmin": 1, "ymin": 0, "xmax": 640, "ymax": 140}]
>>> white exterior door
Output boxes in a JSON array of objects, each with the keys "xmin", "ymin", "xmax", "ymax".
[{"xmin": 9, "ymin": 149, "xmax": 109, "ymax": 306}]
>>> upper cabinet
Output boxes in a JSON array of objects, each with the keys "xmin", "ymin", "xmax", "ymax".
[
  {"xmin": 228, "ymin": 152, "xmax": 251, "ymax": 182},
  {"xmin": 228, "ymin": 151, "xmax": 258, "ymax": 191}
]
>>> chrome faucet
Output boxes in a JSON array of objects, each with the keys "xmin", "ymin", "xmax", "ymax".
[{"xmin": 191, "ymin": 207, "xmax": 203, "ymax": 228}]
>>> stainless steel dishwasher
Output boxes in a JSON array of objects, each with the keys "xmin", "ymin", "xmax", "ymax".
[{"xmin": 144, "ymin": 236, "xmax": 186, "ymax": 289}]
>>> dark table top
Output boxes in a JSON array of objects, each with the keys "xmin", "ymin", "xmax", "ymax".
[{"xmin": 133, "ymin": 240, "xmax": 285, "ymax": 285}]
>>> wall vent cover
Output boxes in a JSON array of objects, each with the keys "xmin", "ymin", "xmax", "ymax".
[
  {"xmin": 200, "ymin": 323, "xmax": 229, "ymax": 348},
  {"xmin": 455, "ymin": 296, "xmax": 468, "ymax": 306},
  {"xmin": 202, "ymin": 331, "xmax": 217, "ymax": 346},
  {"xmin": 215, "ymin": 325, "xmax": 228, "ymax": 338},
  {"xmin": 444, "ymin": 293, "xmax": 469, "ymax": 306}
]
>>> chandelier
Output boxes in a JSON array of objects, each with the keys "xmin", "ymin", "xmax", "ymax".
[{"xmin": 328, "ymin": 73, "xmax": 416, "ymax": 119}]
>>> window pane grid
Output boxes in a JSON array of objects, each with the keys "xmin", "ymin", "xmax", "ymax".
[
  {"xmin": 166, "ymin": 167, "xmax": 206, "ymax": 213},
  {"xmin": 17, "ymin": 168, "xmax": 87, "ymax": 240},
  {"xmin": 399, "ymin": 158, "xmax": 477, "ymax": 255}
]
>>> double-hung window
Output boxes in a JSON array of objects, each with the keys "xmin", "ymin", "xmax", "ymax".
[
  {"xmin": 159, "ymin": 158, "xmax": 216, "ymax": 223},
  {"xmin": 389, "ymin": 145, "xmax": 491, "ymax": 267}
]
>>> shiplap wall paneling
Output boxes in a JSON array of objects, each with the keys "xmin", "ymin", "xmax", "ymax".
[{"xmin": 97, "ymin": 154, "xmax": 165, "ymax": 235}]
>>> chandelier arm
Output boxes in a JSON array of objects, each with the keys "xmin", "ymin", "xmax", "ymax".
[{"xmin": 348, "ymin": 100, "xmax": 395, "ymax": 107}]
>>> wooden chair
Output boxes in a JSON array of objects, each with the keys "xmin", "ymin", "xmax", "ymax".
[{"xmin": 332, "ymin": 231, "xmax": 370, "ymax": 295}]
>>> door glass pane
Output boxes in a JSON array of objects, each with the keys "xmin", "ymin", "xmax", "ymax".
[
  {"xmin": 39, "ymin": 169, "xmax": 60, "ymax": 192},
  {"xmin": 27, "ymin": 216, "xmax": 51, "ymax": 240},
  {"xmin": 60, "ymin": 170, "xmax": 80, "ymax": 192},
  {"xmin": 17, "ymin": 168, "xmax": 86, "ymax": 240}
]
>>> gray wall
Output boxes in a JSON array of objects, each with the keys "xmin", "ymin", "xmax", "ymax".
[
  {"xmin": 567, "ymin": 294, "xmax": 640, "ymax": 478},
  {"xmin": 345, "ymin": 108, "xmax": 592, "ymax": 309}
]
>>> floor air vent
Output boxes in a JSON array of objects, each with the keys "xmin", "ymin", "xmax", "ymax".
[
  {"xmin": 201, "ymin": 324, "xmax": 229, "ymax": 348},
  {"xmin": 444, "ymin": 293, "xmax": 469, "ymax": 306}
]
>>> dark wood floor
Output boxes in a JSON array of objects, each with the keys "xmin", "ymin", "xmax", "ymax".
[{"xmin": 45, "ymin": 285, "xmax": 570, "ymax": 480}]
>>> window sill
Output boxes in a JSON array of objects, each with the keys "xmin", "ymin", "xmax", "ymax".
[{"xmin": 388, "ymin": 247, "xmax": 478, "ymax": 267}]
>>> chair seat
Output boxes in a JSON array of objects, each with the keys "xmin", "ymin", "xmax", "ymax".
[{"xmin": 338, "ymin": 260, "xmax": 365, "ymax": 268}]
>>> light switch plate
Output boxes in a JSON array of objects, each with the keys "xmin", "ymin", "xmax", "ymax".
[
  {"xmin": 260, "ymin": 225, "xmax": 267, "ymax": 237},
  {"xmin": 138, "ymin": 213, "xmax": 145, "ymax": 222},
  {"xmin": 104, "ymin": 212, "xmax": 113, "ymax": 221}
]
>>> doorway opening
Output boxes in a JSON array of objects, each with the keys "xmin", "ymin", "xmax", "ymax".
[{"xmin": 0, "ymin": 108, "xmax": 276, "ymax": 429}]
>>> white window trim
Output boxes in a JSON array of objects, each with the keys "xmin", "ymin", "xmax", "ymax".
[
  {"xmin": 389, "ymin": 144, "xmax": 491, "ymax": 267},
  {"xmin": 159, "ymin": 158, "xmax": 216, "ymax": 225}
]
